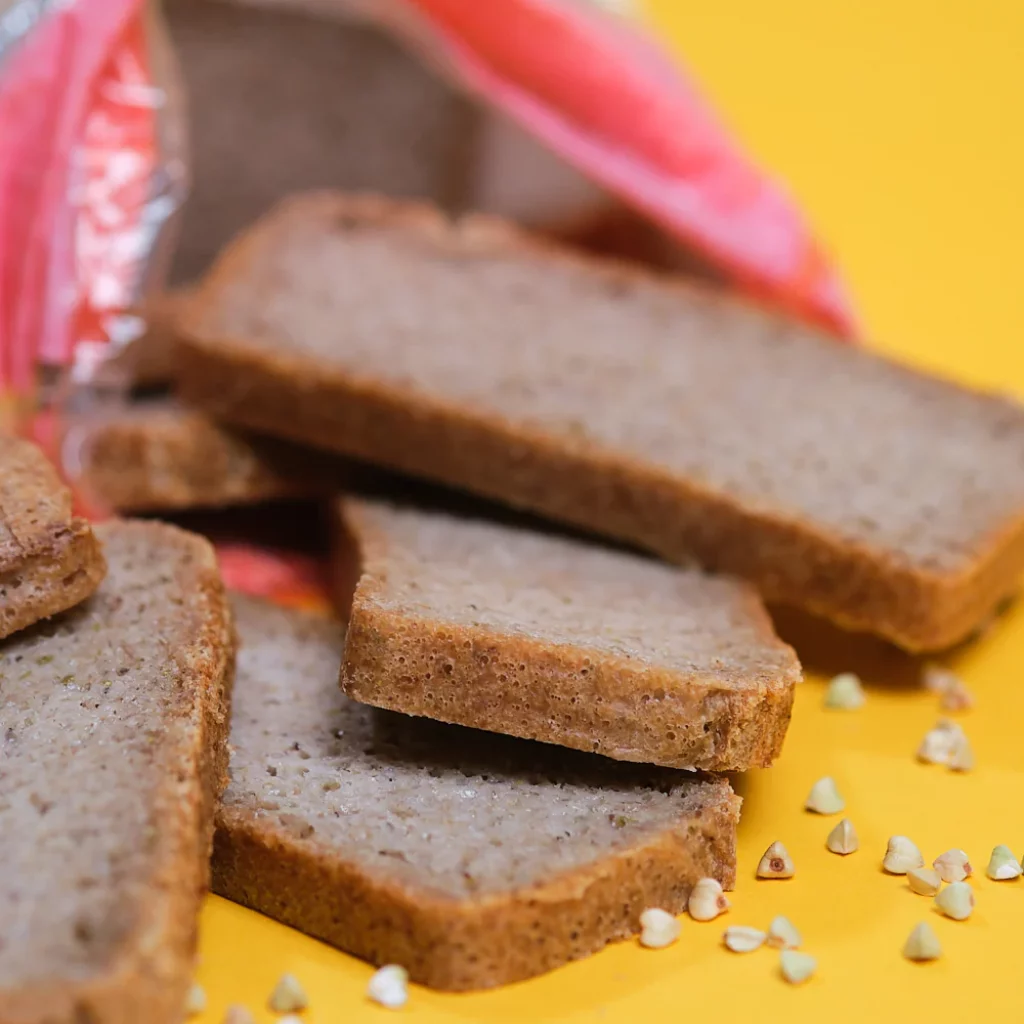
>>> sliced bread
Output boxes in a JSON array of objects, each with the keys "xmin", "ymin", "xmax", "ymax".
[
  {"xmin": 63, "ymin": 397, "xmax": 334, "ymax": 513},
  {"xmin": 335, "ymin": 498, "xmax": 800, "ymax": 771},
  {"xmin": 0, "ymin": 436, "xmax": 106, "ymax": 640},
  {"xmin": 178, "ymin": 192, "xmax": 1024, "ymax": 651},
  {"xmin": 214, "ymin": 594, "xmax": 739, "ymax": 991},
  {"xmin": 165, "ymin": 0, "xmax": 470, "ymax": 283},
  {"xmin": 0, "ymin": 520, "xmax": 234, "ymax": 1023}
]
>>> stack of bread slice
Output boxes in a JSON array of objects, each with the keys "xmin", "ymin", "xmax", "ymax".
[
  {"xmin": 218, "ymin": 593, "xmax": 748, "ymax": 990},
  {"xmin": 179, "ymin": 192, "xmax": 1024, "ymax": 990},
  {"xmin": 11, "ymin": 186, "xmax": 1024, "ymax": 1013},
  {"xmin": 178, "ymin": 193, "xmax": 1024, "ymax": 653}
]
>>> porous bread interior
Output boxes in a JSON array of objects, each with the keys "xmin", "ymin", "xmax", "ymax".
[
  {"xmin": 351, "ymin": 500, "xmax": 796, "ymax": 690},
  {"xmin": 195, "ymin": 201, "xmax": 1024, "ymax": 577},
  {"xmin": 0, "ymin": 438, "xmax": 75, "ymax": 571},
  {"xmin": 0, "ymin": 523, "xmax": 221, "ymax": 993},
  {"xmin": 339, "ymin": 498, "xmax": 797, "ymax": 770}
]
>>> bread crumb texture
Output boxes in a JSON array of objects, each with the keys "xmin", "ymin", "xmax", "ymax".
[
  {"xmin": 339, "ymin": 499, "xmax": 799, "ymax": 771},
  {"xmin": 180, "ymin": 193, "xmax": 1024, "ymax": 649},
  {"xmin": 0, "ymin": 520, "xmax": 233, "ymax": 1022}
]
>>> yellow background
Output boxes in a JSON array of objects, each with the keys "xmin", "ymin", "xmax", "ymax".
[{"xmin": 194, "ymin": 2, "xmax": 1024, "ymax": 1020}]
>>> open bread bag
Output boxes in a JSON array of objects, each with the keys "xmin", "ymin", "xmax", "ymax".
[{"xmin": 0, "ymin": 0, "xmax": 854, "ymax": 599}]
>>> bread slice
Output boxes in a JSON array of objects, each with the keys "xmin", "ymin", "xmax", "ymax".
[
  {"xmin": 64, "ymin": 397, "xmax": 333, "ymax": 513},
  {"xmin": 165, "ymin": 0, "xmax": 471, "ymax": 283},
  {"xmin": 214, "ymin": 595, "xmax": 739, "ymax": 991},
  {"xmin": 165, "ymin": 0, "xmax": 608, "ymax": 283},
  {"xmin": 177, "ymin": 192, "xmax": 1024, "ymax": 651},
  {"xmin": 0, "ymin": 436, "xmax": 106, "ymax": 640},
  {"xmin": 0, "ymin": 520, "xmax": 234, "ymax": 1023},
  {"xmin": 335, "ymin": 498, "xmax": 799, "ymax": 771}
]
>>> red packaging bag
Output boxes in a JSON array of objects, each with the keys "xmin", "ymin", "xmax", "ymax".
[
  {"xmin": 0, "ymin": 0, "xmax": 185, "ymax": 411},
  {"xmin": 0, "ymin": 0, "xmax": 854, "ymax": 429},
  {"xmin": 380, "ymin": 0, "xmax": 854, "ymax": 333}
]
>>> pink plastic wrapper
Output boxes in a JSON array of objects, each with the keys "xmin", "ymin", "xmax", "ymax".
[
  {"xmin": 0, "ymin": 0, "xmax": 855, "ymax": 434},
  {"xmin": 389, "ymin": 0, "xmax": 854, "ymax": 331},
  {"xmin": 0, "ymin": 0, "xmax": 183, "ymax": 413}
]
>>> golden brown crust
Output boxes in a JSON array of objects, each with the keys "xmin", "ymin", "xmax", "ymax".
[
  {"xmin": 177, "ymin": 192, "xmax": 1024, "ymax": 652},
  {"xmin": 0, "ymin": 516, "xmax": 107, "ymax": 641},
  {"xmin": 213, "ymin": 782, "xmax": 739, "ymax": 991},
  {"xmin": 0, "ymin": 438, "xmax": 107, "ymax": 640},
  {"xmin": 344, "ymin": 606, "xmax": 792, "ymax": 771},
  {"xmin": 337, "ymin": 499, "xmax": 796, "ymax": 771},
  {"xmin": 0, "ymin": 521, "xmax": 235, "ymax": 1024}
]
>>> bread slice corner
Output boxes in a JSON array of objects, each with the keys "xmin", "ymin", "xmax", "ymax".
[
  {"xmin": 176, "ymin": 190, "xmax": 1024, "ymax": 651},
  {"xmin": 0, "ymin": 436, "xmax": 106, "ymax": 640}
]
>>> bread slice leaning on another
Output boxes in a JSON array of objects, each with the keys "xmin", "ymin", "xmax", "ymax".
[
  {"xmin": 0, "ymin": 521, "xmax": 235, "ymax": 1024},
  {"xmin": 0, "ymin": 436, "xmax": 106, "ymax": 640},
  {"xmin": 335, "ymin": 497, "xmax": 800, "ymax": 772},
  {"xmin": 63, "ymin": 396, "xmax": 336, "ymax": 514},
  {"xmin": 178, "ymin": 192, "xmax": 1024, "ymax": 651},
  {"xmin": 214, "ymin": 595, "xmax": 739, "ymax": 991}
]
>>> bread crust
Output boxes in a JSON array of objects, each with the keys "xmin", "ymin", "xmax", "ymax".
[
  {"xmin": 336, "ymin": 499, "xmax": 797, "ymax": 772},
  {"xmin": 214, "ymin": 779, "xmax": 739, "ymax": 991},
  {"xmin": 0, "ymin": 521, "xmax": 236, "ymax": 1024},
  {"xmin": 0, "ymin": 438, "xmax": 107, "ymax": 640},
  {"xmin": 177, "ymin": 192, "xmax": 1024, "ymax": 652}
]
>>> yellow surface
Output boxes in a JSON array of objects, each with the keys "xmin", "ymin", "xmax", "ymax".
[{"xmin": 194, "ymin": 2, "xmax": 1024, "ymax": 1020}]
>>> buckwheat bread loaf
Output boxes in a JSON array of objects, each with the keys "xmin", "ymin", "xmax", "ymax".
[
  {"xmin": 177, "ymin": 193, "xmax": 1024, "ymax": 651},
  {"xmin": 165, "ymin": 0, "xmax": 471, "ymax": 283},
  {"xmin": 213, "ymin": 595, "xmax": 739, "ymax": 991},
  {"xmin": 64, "ymin": 397, "xmax": 335, "ymax": 513},
  {"xmin": 0, "ymin": 437, "xmax": 106, "ymax": 640},
  {"xmin": 335, "ymin": 498, "xmax": 799, "ymax": 771},
  {"xmin": 0, "ymin": 520, "xmax": 235, "ymax": 1024}
]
